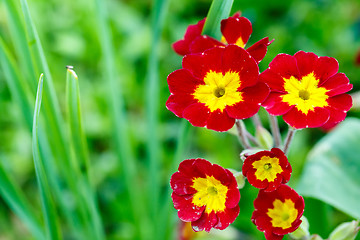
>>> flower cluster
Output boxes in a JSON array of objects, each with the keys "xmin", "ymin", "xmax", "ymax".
[
  {"xmin": 167, "ymin": 11, "xmax": 352, "ymax": 240},
  {"xmin": 243, "ymin": 149, "xmax": 304, "ymax": 239}
]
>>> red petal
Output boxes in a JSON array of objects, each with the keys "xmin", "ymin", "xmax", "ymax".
[
  {"xmin": 313, "ymin": 56, "xmax": 339, "ymax": 84},
  {"xmin": 167, "ymin": 69, "xmax": 202, "ymax": 94},
  {"xmin": 222, "ymin": 45, "xmax": 259, "ymax": 89},
  {"xmin": 262, "ymin": 93, "xmax": 294, "ymax": 116},
  {"xmin": 259, "ymin": 69, "xmax": 286, "ymax": 92},
  {"xmin": 226, "ymin": 102, "xmax": 261, "ymax": 120},
  {"xmin": 172, "ymin": 193, "xmax": 204, "ymax": 222},
  {"xmin": 214, "ymin": 205, "xmax": 240, "ymax": 230},
  {"xmin": 323, "ymin": 94, "xmax": 352, "ymax": 127},
  {"xmin": 191, "ymin": 211, "xmax": 218, "ymax": 232},
  {"xmin": 182, "ymin": 47, "xmax": 224, "ymax": 79},
  {"xmin": 327, "ymin": 94, "xmax": 353, "ymax": 112},
  {"xmin": 172, "ymin": 19, "xmax": 206, "ymax": 56},
  {"xmin": 192, "ymin": 158, "xmax": 213, "ymax": 177},
  {"xmin": 294, "ymin": 51, "xmax": 318, "ymax": 78},
  {"xmin": 320, "ymin": 73, "xmax": 352, "ymax": 97},
  {"xmin": 170, "ymin": 171, "xmax": 197, "ymax": 195},
  {"xmin": 264, "ymin": 176, "xmax": 283, "ymax": 192},
  {"xmin": 224, "ymin": 172, "xmax": 240, "ymax": 208},
  {"xmin": 189, "ymin": 35, "xmax": 224, "ymax": 54},
  {"xmin": 264, "ymin": 231, "xmax": 284, "ymax": 240},
  {"xmin": 268, "ymin": 54, "xmax": 299, "ymax": 80},
  {"xmin": 210, "ymin": 165, "xmax": 232, "ymax": 186},
  {"xmin": 206, "ymin": 110, "xmax": 235, "ymax": 132},
  {"xmin": 166, "ymin": 94, "xmax": 197, "ymax": 118},
  {"xmin": 246, "ymin": 169, "xmax": 269, "ymax": 189},
  {"xmin": 226, "ymin": 82, "xmax": 269, "ymax": 119},
  {"xmin": 221, "ymin": 16, "xmax": 252, "ymax": 46},
  {"xmin": 282, "ymin": 107, "xmax": 330, "ymax": 129},
  {"xmin": 183, "ymin": 103, "xmax": 209, "ymax": 128},
  {"xmin": 247, "ymin": 37, "xmax": 274, "ymax": 63}
]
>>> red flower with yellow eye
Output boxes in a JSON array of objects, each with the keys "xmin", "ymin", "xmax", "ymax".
[
  {"xmin": 252, "ymin": 184, "xmax": 304, "ymax": 240},
  {"xmin": 173, "ymin": 13, "xmax": 272, "ymax": 63},
  {"xmin": 260, "ymin": 51, "xmax": 353, "ymax": 129},
  {"xmin": 170, "ymin": 158, "xmax": 240, "ymax": 232},
  {"xmin": 242, "ymin": 148, "xmax": 291, "ymax": 192},
  {"xmin": 166, "ymin": 45, "xmax": 269, "ymax": 132}
]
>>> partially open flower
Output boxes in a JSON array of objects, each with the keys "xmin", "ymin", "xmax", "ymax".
[
  {"xmin": 171, "ymin": 158, "xmax": 240, "ymax": 232},
  {"xmin": 252, "ymin": 184, "xmax": 305, "ymax": 240},
  {"xmin": 259, "ymin": 51, "xmax": 353, "ymax": 129},
  {"xmin": 173, "ymin": 13, "xmax": 272, "ymax": 63},
  {"xmin": 166, "ymin": 45, "xmax": 269, "ymax": 132},
  {"xmin": 242, "ymin": 148, "xmax": 291, "ymax": 192},
  {"xmin": 173, "ymin": 19, "xmax": 206, "ymax": 56}
]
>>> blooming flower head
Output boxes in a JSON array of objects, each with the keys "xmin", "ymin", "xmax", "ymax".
[
  {"xmin": 166, "ymin": 45, "xmax": 269, "ymax": 132},
  {"xmin": 173, "ymin": 13, "xmax": 272, "ymax": 63},
  {"xmin": 252, "ymin": 184, "xmax": 304, "ymax": 240},
  {"xmin": 242, "ymin": 148, "xmax": 291, "ymax": 192},
  {"xmin": 260, "ymin": 51, "xmax": 353, "ymax": 129},
  {"xmin": 170, "ymin": 158, "xmax": 240, "ymax": 232}
]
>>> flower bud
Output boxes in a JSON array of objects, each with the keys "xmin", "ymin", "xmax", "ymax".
[
  {"xmin": 255, "ymin": 126, "xmax": 274, "ymax": 149},
  {"xmin": 228, "ymin": 169, "xmax": 246, "ymax": 189},
  {"xmin": 329, "ymin": 220, "xmax": 360, "ymax": 240},
  {"xmin": 289, "ymin": 216, "xmax": 310, "ymax": 239}
]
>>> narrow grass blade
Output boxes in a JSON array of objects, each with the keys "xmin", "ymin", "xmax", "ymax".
[
  {"xmin": 0, "ymin": 157, "xmax": 45, "ymax": 240},
  {"xmin": 66, "ymin": 68, "xmax": 90, "ymax": 179},
  {"xmin": 0, "ymin": 36, "xmax": 81, "ymax": 240},
  {"xmin": 202, "ymin": 0, "xmax": 234, "ymax": 39},
  {"xmin": 65, "ymin": 68, "xmax": 105, "ymax": 240},
  {"xmin": 0, "ymin": 38, "xmax": 33, "ymax": 128},
  {"xmin": 146, "ymin": 0, "xmax": 169, "ymax": 224},
  {"xmin": 32, "ymin": 74, "xmax": 62, "ymax": 240},
  {"xmin": 3, "ymin": 0, "xmax": 37, "ymax": 91},
  {"xmin": 93, "ymin": 0, "xmax": 150, "ymax": 238},
  {"xmin": 20, "ymin": 0, "xmax": 73, "ymax": 173},
  {"xmin": 18, "ymin": 3, "xmax": 89, "ymax": 236}
]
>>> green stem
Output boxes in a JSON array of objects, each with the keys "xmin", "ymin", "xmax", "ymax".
[
  {"xmin": 236, "ymin": 120, "xmax": 252, "ymax": 149},
  {"xmin": 283, "ymin": 126, "xmax": 296, "ymax": 155},
  {"xmin": 269, "ymin": 114, "xmax": 282, "ymax": 148}
]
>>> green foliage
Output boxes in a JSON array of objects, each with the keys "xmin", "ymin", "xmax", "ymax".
[{"xmin": 297, "ymin": 118, "xmax": 360, "ymax": 219}]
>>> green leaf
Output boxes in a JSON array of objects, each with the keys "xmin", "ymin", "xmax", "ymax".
[
  {"xmin": 32, "ymin": 74, "xmax": 62, "ymax": 240},
  {"xmin": 65, "ymin": 68, "xmax": 105, "ymax": 240},
  {"xmin": 296, "ymin": 118, "xmax": 360, "ymax": 219},
  {"xmin": 0, "ymin": 157, "xmax": 45, "ymax": 240},
  {"xmin": 202, "ymin": 0, "xmax": 234, "ymax": 39}
]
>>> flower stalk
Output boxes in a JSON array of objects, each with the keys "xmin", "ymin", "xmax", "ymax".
[
  {"xmin": 283, "ymin": 126, "xmax": 297, "ymax": 155},
  {"xmin": 236, "ymin": 120, "xmax": 252, "ymax": 149}
]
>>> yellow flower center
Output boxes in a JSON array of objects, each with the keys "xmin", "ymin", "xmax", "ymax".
[
  {"xmin": 267, "ymin": 199, "xmax": 298, "ymax": 229},
  {"xmin": 192, "ymin": 175, "xmax": 228, "ymax": 214},
  {"xmin": 252, "ymin": 156, "xmax": 283, "ymax": 182},
  {"xmin": 221, "ymin": 36, "xmax": 245, "ymax": 48},
  {"xmin": 281, "ymin": 72, "xmax": 329, "ymax": 114},
  {"xmin": 192, "ymin": 70, "xmax": 243, "ymax": 112}
]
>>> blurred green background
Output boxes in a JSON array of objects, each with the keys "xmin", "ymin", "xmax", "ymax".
[{"xmin": 0, "ymin": 0, "xmax": 360, "ymax": 239}]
